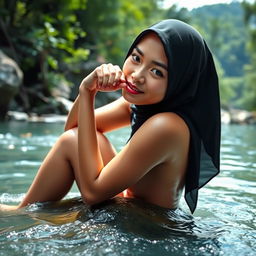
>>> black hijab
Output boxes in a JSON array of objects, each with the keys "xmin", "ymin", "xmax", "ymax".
[{"xmin": 126, "ymin": 19, "xmax": 221, "ymax": 213}]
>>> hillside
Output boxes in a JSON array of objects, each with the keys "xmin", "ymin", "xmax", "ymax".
[{"xmin": 190, "ymin": 2, "xmax": 249, "ymax": 77}]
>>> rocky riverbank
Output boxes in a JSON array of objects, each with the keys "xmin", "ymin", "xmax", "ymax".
[
  {"xmin": 1, "ymin": 49, "xmax": 255, "ymax": 125},
  {"xmin": 6, "ymin": 111, "xmax": 67, "ymax": 123},
  {"xmin": 221, "ymin": 108, "xmax": 256, "ymax": 124},
  {"xmin": 5, "ymin": 108, "xmax": 256, "ymax": 125}
]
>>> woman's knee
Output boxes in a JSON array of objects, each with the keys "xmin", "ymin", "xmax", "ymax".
[
  {"xmin": 58, "ymin": 129, "xmax": 78, "ymax": 153},
  {"xmin": 58, "ymin": 128, "xmax": 116, "ymax": 165}
]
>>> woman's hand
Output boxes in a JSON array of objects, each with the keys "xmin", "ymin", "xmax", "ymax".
[{"xmin": 79, "ymin": 63, "xmax": 127, "ymax": 93}]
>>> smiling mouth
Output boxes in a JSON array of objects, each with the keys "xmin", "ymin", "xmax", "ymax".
[{"xmin": 125, "ymin": 81, "xmax": 143, "ymax": 94}]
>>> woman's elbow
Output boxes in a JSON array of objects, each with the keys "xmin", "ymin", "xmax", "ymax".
[{"xmin": 81, "ymin": 191, "xmax": 102, "ymax": 206}]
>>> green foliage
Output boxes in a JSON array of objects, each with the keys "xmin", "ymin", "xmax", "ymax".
[
  {"xmin": 164, "ymin": 4, "xmax": 191, "ymax": 22},
  {"xmin": 191, "ymin": 2, "xmax": 249, "ymax": 77},
  {"xmin": 213, "ymin": 57, "xmax": 240, "ymax": 108},
  {"xmin": 0, "ymin": 0, "xmax": 166, "ymax": 105},
  {"xmin": 78, "ymin": 0, "xmax": 164, "ymax": 65},
  {"xmin": 0, "ymin": 0, "xmax": 255, "ymax": 113},
  {"xmin": 190, "ymin": 2, "xmax": 256, "ymax": 111},
  {"xmin": 0, "ymin": 0, "xmax": 88, "ymax": 96},
  {"xmin": 221, "ymin": 77, "xmax": 244, "ymax": 107},
  {"xmin": 241, "ymin": 0, "xmax": 256, "ymax": 110}
]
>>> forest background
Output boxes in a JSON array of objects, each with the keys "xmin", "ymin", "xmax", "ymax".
[{"xmin": 0, "ymin": 0, "xmax": 255, "ymax": 120}]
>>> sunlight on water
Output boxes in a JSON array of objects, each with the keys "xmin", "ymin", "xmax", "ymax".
[{"xmin": 0, "ymin": 122, "xmax": 255, "ymax": 256}]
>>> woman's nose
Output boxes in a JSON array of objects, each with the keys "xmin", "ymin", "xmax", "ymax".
[{"xmin": 131, "ymin": 68, "xmax": 145, "ymax": 84}]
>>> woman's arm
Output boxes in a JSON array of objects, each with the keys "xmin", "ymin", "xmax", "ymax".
[
  {"xmin": 77, "ymin": 64, "xmax": 128, "ymax": 202},
  {"xmin": 95, "ymin": 97, "xmax": 131, "ymax": 133},
  {"xmin": 79, "ymin": 98, "xmax": 184, "ymax": 205},
  {"xmin": 64, "ymin": 95, "xmax": 80, "ymax": 131},
  {"xmin": 78, "ymin": 88, "xmax": 104, "ymax": 200},
  {"xmin": 64, "ymin": 95, "xmax": 130, "ymax": 133},
  {"xmin": 77, "ymin": 64, "xmax": 188, "ymax": 206}
]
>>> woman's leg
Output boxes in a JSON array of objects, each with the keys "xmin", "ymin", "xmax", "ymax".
[{"xmin": 0, "ymin": 128, "xmax": 116, "ymax": 211}]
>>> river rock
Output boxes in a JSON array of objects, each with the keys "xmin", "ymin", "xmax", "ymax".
[
  {"xmin": 7, "ymin": 111, "xmax": 67, "ymax": 123},
  {"xmin": 0, "ymin": 50, "xmax": 23, "ymax": 120},
  {"xmin": 51, "ymin": 78, "xmax": 71, "ymax": 99},
  {"xmin": 230, "ymin": 108, "xmax": 256, "ymax": 124},
  {"xmin": 55, "ymin": 96, "xmax": 73, "ymax": 114},
  {"xmin": 221, "ymin": 109, "xmax": 231, "ymax": 124},
  {"xmin": 7, "ymin": 110, "xmax": 29, "ymax": 121}
]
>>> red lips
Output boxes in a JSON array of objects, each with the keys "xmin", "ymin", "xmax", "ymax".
[{"xmin": 125, "ymin": 81, "xmax": 143, "ymax": 95}]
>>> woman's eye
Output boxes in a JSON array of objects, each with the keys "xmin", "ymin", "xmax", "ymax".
[
  {"xmin": 131, "ymin": 54, "xmax": 140, "ymax": 63},
  {"xmin": 152, "ymin": 69, "xmax": 163, "ymax": 77}
]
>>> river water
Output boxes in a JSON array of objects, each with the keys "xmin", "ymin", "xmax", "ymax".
[{"xmin": 0, "ymin": 121, "xmax": 255, "ymax": 256}]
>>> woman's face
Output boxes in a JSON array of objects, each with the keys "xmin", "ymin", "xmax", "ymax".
[{"xmin": 122, "ymin": 32, "xmax": 168, "ymax": 105}]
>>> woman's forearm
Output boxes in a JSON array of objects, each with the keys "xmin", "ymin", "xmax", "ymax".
[
  {"xmin": 75, "ymin": 63, "xmax": 126, "ymax": 204},
  {"xmin": 78, "ymin": 88, "xmax": 104, "ymax": 203},
  {"xmin": 64, "ymin": 95, "xmax": 80, "ymax": 131}
]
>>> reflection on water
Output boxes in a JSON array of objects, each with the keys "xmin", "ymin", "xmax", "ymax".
[
  {"xmin": 0, "ymin": 122, "xmax": 255, "ymax": 256},
  {"xmin": 1, "ymin": 197, "xmax": 222, "ymax": 256}
]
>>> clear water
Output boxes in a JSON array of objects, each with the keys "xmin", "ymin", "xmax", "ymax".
[{"xmin": 0, "ymin": 122, "xmax": 255, "ymax": 256}]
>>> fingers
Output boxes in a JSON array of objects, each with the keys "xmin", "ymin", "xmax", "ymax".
[
  {"xmin": 108, "ymin": 64, "xmax": 121, "ymax": 85},
  {"xmin": 96, "ymin": 64, "xmax": 124, "ymax": 90},
  {"xmin": 119, "ymin": 72, "xmax": 127, "ymax": 88},
  {"xmin": 79, "ymin": 63, "xmax": 126, "ymax": 92}
]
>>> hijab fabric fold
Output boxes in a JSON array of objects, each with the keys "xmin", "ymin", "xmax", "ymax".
[{"xmin": 126, "ymin": 19, "xmax": 221, "ymax": 213}]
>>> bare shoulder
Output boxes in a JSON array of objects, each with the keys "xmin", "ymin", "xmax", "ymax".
[
  {"xmin": 129, "ymin": 112, "xmax": 189, "ymax": 161},
  {"xmin": 140, "ymin": 112, "xmax": 189, "ymax": 142}
]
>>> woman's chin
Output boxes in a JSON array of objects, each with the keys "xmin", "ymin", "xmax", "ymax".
[{"xmin": 122, "ymin": 89, "xmax": 144, "ymax": 105}]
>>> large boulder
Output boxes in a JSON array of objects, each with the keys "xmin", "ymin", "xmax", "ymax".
[{"xmin": 0, "ymin": 50, "xmax": 23, "ymax": 120}]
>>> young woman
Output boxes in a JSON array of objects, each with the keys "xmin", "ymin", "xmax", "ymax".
[{"xmin": 0, "ymin": 19, "xmax": 220, "ymax": 214}]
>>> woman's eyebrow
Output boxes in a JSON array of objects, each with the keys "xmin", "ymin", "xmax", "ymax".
[
  {"xmin": 152, "ymin": 60, "xmax": 168, "ymax": 71},
  {"xmin": 135, "ymin": 46, "xmax": 144, "ymax": 56},
  {"xmin": 135, "ymin": 46, "xmax": 168, "ymax": 71}
]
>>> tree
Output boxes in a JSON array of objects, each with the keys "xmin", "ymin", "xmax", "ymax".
[
  {"xmin": 78, "ymin": 0, "xmax": 164, "ymax": 65},
  {"xmin": 190, "ymin": 2, "xmax": 253, "ymax": 110},
  {"xmin": 164, "ymin": 4, "xmax": 190, "ymax": 22},
  {"xmin": 241, "ymin": 0, "xmax": 256, "ymax": 110},
  {"xmin": 191, "ymin": 2, "xmax": 249, "ymax": 77},
  {"xmin": 0, "ymin": 0, "xmax": 89, "ymax": 112}
]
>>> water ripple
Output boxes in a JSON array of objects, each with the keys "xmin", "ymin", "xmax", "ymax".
[{"xmin": 0, "ymin": 122, "xmax": 255, "ymax": 256}]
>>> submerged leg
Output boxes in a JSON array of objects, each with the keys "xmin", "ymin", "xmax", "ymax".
[
  {"xmin": 0, "ymin": 204, "xmax": 18, "ymax": 211},
  {"xmin": 0, "ymin": 128, "xmax": 116, "ymax": 211}
]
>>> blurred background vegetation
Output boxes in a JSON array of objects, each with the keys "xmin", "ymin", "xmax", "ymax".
[{"xmin": 0, "ymin": 0, "xmax": 255, "ymax": 119}]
